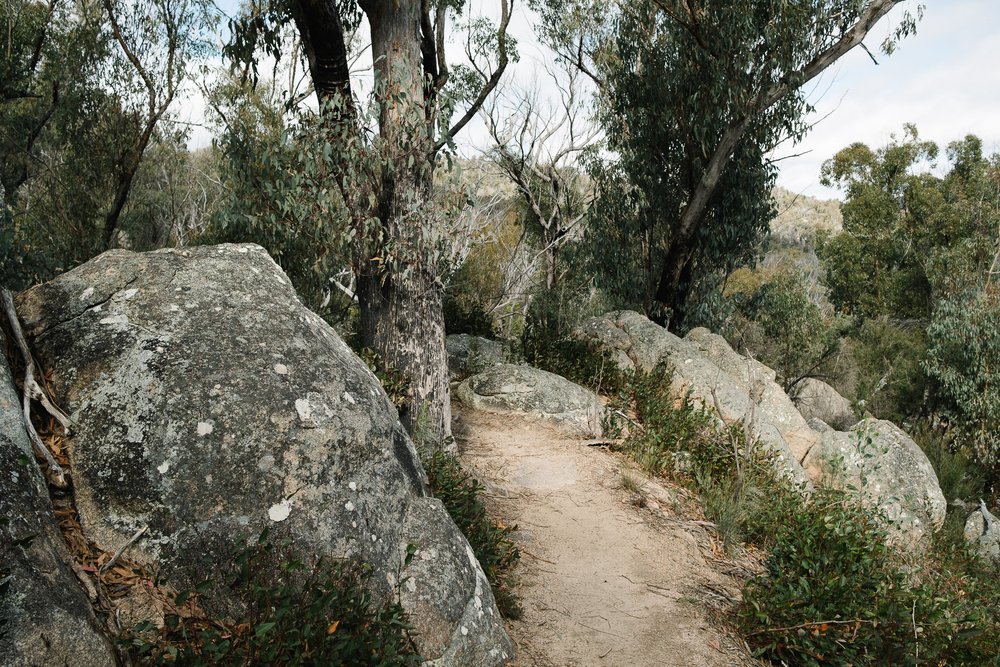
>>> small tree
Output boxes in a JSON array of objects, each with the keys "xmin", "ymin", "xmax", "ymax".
[{"xmin": 483, "ymin": 61, "xmax": 598, "ymax": 291}]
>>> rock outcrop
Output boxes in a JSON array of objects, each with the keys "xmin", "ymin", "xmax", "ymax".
[
  {"xmin": 802, "ymin": 419, "xmax": 947, "ymax": 547},
  {"xmin": 0, "ymin": 342, "xmax": 116, "ymax": 666},
  {"xmin": 964, "ymin": 502, "xmax": 1000, "ymax": 565},
  {"xmin": 793, "ymin": 378, "xmax": 857, "ymax": 431},
  {"xmin": 574, "ymin": 311, "xmax": 947, "ymax": 548},
  {"xmin": 456, "ymin": 364, "xmax": 602, "ymax": 436},
  {"xmin": 575, "ymin": 312, "xmax": 814, "ymax": 489},
  {"xmin": 446, "ymin": 334, "xmax": 507, "ymax": 379},
  {"xmin": 14, "ymin": 244, "xmax": 513, "ymax": 665}
]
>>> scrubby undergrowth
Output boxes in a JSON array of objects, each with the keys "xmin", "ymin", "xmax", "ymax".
[{"xmin": 597, "ymin": 362, "xmax": 1000, "ymax": 665}]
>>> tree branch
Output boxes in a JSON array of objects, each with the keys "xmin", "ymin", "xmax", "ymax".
[{"xmin": 434, "ymin": 0, "xmax": 512, "ymax": 153}]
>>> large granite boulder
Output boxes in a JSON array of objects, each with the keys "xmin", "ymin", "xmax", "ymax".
[
  {"xmin": 445, "ymin": 334, "xmax": 507, "ymax": 379},
  {"xmin": 14, "ymin": 244, "xmax": 513, "ymax": 665},
  {"xmin": 802, "ymin": 419, "xmax": 947, "ymax": 548},
  {"xmin": 792, "ymin": 378, "xmax": 857, "ymax": 431},
  {"xmin": 575, "ymin": 312, "xmax": 813, "ymax": 488},
  {"xmin": 0, "ymin": 343, "xmax": 116, "ymax": 666},
  {"xmin": 456, "ymin": 364, "xmax": 602, "ymax": 436}
]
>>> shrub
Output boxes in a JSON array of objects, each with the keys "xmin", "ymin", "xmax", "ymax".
[
  {"xmin": 738, "ymin": 488, "xmax": 991, "ymax": 666},
  {"xmin": 124, "ymin": 533, "xmax": 421, "ymax": 666},
  {"xmin": 521, "ymin": 287, "xmax": 625, "ymax": 394},
  {"xmin": 421, "ymin": 448, "xmax": 521, "ymax": 618}
]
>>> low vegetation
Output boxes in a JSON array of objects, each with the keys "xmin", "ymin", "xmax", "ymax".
[
  {"xmin": 591, "ymin": 361, "xmax": 1000, "ymax": 665},
  {"xmin": 123, "ymin": 533, "xmax": 421, "ymax": 666}
]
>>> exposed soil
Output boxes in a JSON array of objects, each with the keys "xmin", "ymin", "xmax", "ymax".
[{"xmin": 453, "ymin": 405, "xmax": 756, "ymax": 667}]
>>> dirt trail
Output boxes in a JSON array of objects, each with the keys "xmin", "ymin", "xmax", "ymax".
[{"xmin": 454, "ymin": 406, "xmax": 753, "ymax": 667}]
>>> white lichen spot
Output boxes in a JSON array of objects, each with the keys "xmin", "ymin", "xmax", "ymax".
[
  {"xmin": 273, "ymin": 363, "xmax": 289, "ymax": 375},
  {"xmin": 344, "ymin": 501, "xmax": 355, "ymax": 512},
  {"xmin": 295, "ymin": 398, "xmax": 311, "ymax": 422},
  {"xmin": 257, "ymin": 454, "xmax": 275, "ymax": 472},
  {"xmin": 157, "ymin": 461, "xmax": 170, "ymax": 474},
  {"xmin": 197, "ymin": 421, "xmax": 214, "ymax": 436},
  {"xmin": 79, "ymin": 287, "xmax": 95, "ymax": 301},
  {"xmin": 237, "ymin": 246, "xmax": 249, "ymax": 253},
  {"xmin": 169, "ymin": 304, "xmax": 180, "ymax": 312},
  {"xmin": 205, "ymin": 474, "xmax": 212, "ymax": 484},
  {"xmin": 268, "ymin": 499, "xmax": 292, "ymax": 522},
  {"xmin": 370, "ymin": 534, "xmax": 377, "ymax": 542},
  {"xmin": 348, "ymin": 481, "xmax": 357, "ymax": 491},
  {"xmin": 99, "ymin": 314, "xmax": 129, "ymax": 326},
  {"xmin": 343, "ymin": 392, "xmax": 356, "ymax": 405},
  {"xmin": 351, "ymin": 521, "xmax": 357, "ymax": 528},
  {"xmin": 461, "ymin": 626, "xmax": 469, "ymax": 636},
  {"xmin": 121, "ymin": 288, "xmax": 139, "ymax": 300},
  {"xmin": 156, "ymin": 346, "xmax": 164, "ymax": 353},
  {"xmin": 405, "ymin": 578, "xmax": 417, "ymax": 592}
]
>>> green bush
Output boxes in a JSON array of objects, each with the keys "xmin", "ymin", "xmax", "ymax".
[
  {"xmin": 124, "ymin": 533, "xmax": 421, "ymax": 666},
  {"xmin": 738, "ymin": 489, "xmax": 990, "ymax": 666},
  {"xmin": 421, "ymin": 449, "xmax": 521, "ymax": 618},
  {"xmin": 612, "ymin": 362, "xmax": 801, "ymax": 550},
  {"xmin": 521, "ymin": 286, "xmax": 625, "ymax": 394}
]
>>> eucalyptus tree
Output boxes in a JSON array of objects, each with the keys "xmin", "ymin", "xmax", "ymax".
[
  {"xmin": 538, "ymin": 0, "xmax": 920, "ymax": 330},
  {"xmin": 228, "ymin": 0, "xmax": 513, "ymax": 438}
]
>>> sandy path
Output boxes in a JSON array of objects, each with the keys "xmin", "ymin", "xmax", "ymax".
[{"xmin": 454, "ymin": 406, "xmax": 751, "ymax": 667}]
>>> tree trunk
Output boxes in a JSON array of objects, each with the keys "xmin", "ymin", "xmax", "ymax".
[{"xmin": 359, "ymin": 0, "xmax": 451, "ymax": 443}]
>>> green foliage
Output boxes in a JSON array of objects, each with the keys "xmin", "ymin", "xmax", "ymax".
[
  {"xmin": 726, "ymin": 269, "xmax": 846, "ymax": 393},
  {"xmin": 580, "ymin": 2, "xmax": 776, "ymax": 320},
  {"xmin": 924, "ymin": 286, "xmax": 1000, "ymax": 481},
  {"xmin": 912, "ymin": 423, "xmax": 984, "ymax": 506},
  {"xmin": 843, "ymin": 317, "xmax": 928, "ymax": 425},
  {"xmin": 421, "ymin": 449, "xmax": 521, "ymax": 619},
  {"xmin": 819, "ymin": 125, "xmax": 940, "ymax": 319},
  {"xmin": 124, "ymin": 534, "xmax": 421, "ymax": 666},
  {"xmin": 738, "ymin": 487, "xmax": 990, "ymax": 666},
  {"xmin": 520, "ymin": 284, "xmax": 624, "ymax": 394}
]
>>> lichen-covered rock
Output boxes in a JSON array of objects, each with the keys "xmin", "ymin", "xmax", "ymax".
[
  {"xmin": 802, "ymin": 419, "xmax": 947, "ymax": 548},
  {"xmin": 793, "ymin": 378, "xmax": 857, "ymax": 431},
  {"xmin": 14, "ymin": 244, "xmax": 512, "ymax": 665},
  {"xmin": 456, "ymin": 364, "xmax": 602, "ymax": 436},
  {"xmin": 575, "ymin": 312, "xmax": 812, "ymax": 488},
  {"xmin": 0, "ymin": 342, "xmax": 116, "ymax": 667},
  {"xmin": 964, "ymin": 503, "xmax": 1000, "ymax": 565},
  {"xmin": 446, "ymin": 334, "xmax": 507, "ymax": 379}
]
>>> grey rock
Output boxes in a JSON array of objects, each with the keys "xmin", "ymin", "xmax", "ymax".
[
  {"xmin": 807, "ymin": 417, "xmax": 834, "ymax": 433},
  {"xmin": 793, "ymin": 378, "xmax": 857, "ymax": 431},
  {"xmin": 446, "ymin": 334, "xmax": 507, "ymax": 379},
  {"xmin": 457, "ymin": 364, "xmax": 602, "ymax": 436},
  {"xmin": 15, "ymin": 244, "xmax": 512, "ymax": 665},
  {"xmin": 802, "ymin": 419, "xmax": 947, "ymax": 548},
  {"xmin": 0, "ymin": 339, "xmax": 116, "ymax": 666},
  {"xmin": 575, "ymin": 312, "xmax": 813, "ymax": 488},
  {"xmin": 964, "ymin": 502, "xmax": 1000, "ymax": 565}
]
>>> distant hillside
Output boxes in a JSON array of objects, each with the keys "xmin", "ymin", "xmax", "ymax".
[{"xmin": 769, "ymin": 187, "xmax": 842, "ymax": 247}]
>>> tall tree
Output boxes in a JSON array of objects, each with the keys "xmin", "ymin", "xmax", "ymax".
[
  {"xmin": 229, "ymin": 0, "xmax": 512, "ymax": 438},
  {"xmin": 538, "ymin": 0, "xmax": 919, "ymax": 330}
]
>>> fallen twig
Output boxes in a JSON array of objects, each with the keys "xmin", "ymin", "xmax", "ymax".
[
  {"xmin": 746, "ymin": 618, "xmax": 875, "ymax": 637},
  {"xmin": 100, "ymin": 524, "xmax": 148, "ymax": 574}
]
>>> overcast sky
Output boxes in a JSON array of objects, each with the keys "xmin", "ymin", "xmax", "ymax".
[
  {"xmin": 191, "ymin": 1, "xmax": 998, "ymax": 202},
  {"xmin": 773, "ymin": 1, "xmax": 1000, "ymax": 199}
]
